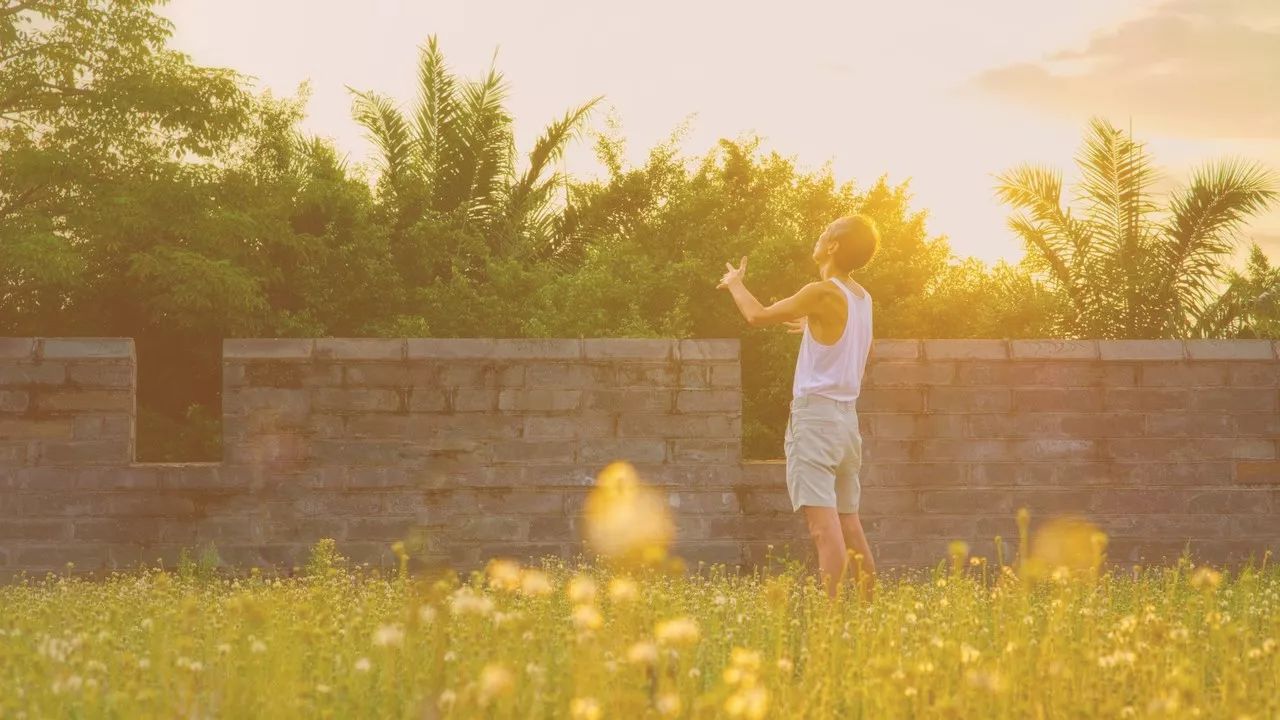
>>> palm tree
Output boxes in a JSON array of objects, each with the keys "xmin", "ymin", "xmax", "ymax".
[
  {"xmin": 996, "ymin": 118, "xmax": 1277, "ymax": 338},
  {"xmin": 350, "ymin": 36, "xmax": 600, "ymax": 264}
]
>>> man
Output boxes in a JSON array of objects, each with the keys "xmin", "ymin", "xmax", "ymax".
[{"xmin": 718, "ymin": 215, "xmax": 879, "ymax": 598}]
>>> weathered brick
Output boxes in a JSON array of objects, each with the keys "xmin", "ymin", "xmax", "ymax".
[
  {"xmin": 0, "ymin": 390, "xmax": 31, "ymax": 413},
  {"xmin": 678, "ymin": 364, "xmax": 709, "ymax": 388},
  {"xmin": 1139, "ymin": 363, "xmax": 1229, "ymax": 387},
  {"xmin": 0, "ymin": 362, "xmax": 66, "ymax": 385},
  {"xmin": 675, "ymin": 389, "xmax": 740, "ymax": 414},
  {"xmin": 310, "ymin": 439, "xmax": 411, "ymax": 465},
  {"xmin": 344, "ymin": 415, "xmax": 412, "ymax": 438},
  {"xmin": 709, "ymin": 363, "xmax": 741, "ymax": 388},
  {"xmin": 524, "ymin": 363, "xmax": 614, "ymax": 388},
  {"xmin": 1235, "ymin": 414, "xmax": 1280, "ymax": 436},
  {"xmin": 1145, "ymin": 413, "xmax": 1235, "ymax": 437},
  {"xmin": 617, "ymin": 414, "xmax": 740, "ymax": 439},
  {"xmin": 1009, "ymin": 340, "xmax": 1098, "ymax": 360},
  {"xmin": 1184, "ymin": 339, "xmax": 1275, "ymax": 360},
  {"xmin": 226, "ymin": 435, "xmax": 310, "ymax": 465},
  {"xmin": 1188, "ymin": 388, "xmax": 1277, "ymax": 413},
  {"xmin": 66, "ymin": 363, "xmax": 133, "ymax": 388},
  {"xmin": 1104, "ymin": 388, "xmax": 1188, "ymax": 412},
  {"xmin": 869, "ymin": 414, "xmax": 966, "ymax": 439},
  {"xmin": 406, "ymin": 338, "xmax": 496, "ymax": 359},
  {"xmin": 738, "ymin": 461, "xmax": 785, "ymax": 487},
  {"xmin": 528, "ymin": 517, "xmax": 576, "ymax": 542},
  {"xmin": 1098, "ymin": 340, "xmax": 1185, "ymax": 361},
  {"xmin": 618, "ymin": 363, "xmax": 678, "ymax": 387},
  {"xmin": 523, "ymin": 415, "xmax": 613, "ymax": 440},
  {"xmin": 0, "ymin": 338, "xmax": 36, "ymax": 359},
  {"xmin": 83, "ymin": 467, "xmax": 162, "ymax": 489},
  {"xmin": 448, "ymin": 387, "xmax": 493, "ymax": 413},
  {"xmin": 454, "ymin": 516, "xmax": 529, "ymax": 541},
  {"xmin": 0, "ymin": 519, "xmax": 72, "ymax": 541},
  {"xmin": 1010, "ymin": 438, "xmax": 1098, "ymax": 461},
  {"xmin": 1013, "ymin": 388, "xmax": 1104, "ymax": 412},
  {"xmin": 73, "ymin": 519, "xmax": 161, "ymax": 543},
  {"xmin": 668, "ymin": 491, "xmax": 739, "ymax": 514},
  {"xmin": 490, "ymin": 339, "xmax": 585, "ymax": 360},
  {"xmin": 669, "ymin": 439, "xmax": 740, "ymax": 463},
  {"xmin": 342, "ymin": 364, "xmax": 417, "ymax": 387},
  {"xmin": 41, "ymin": 339, "xmax": 133, "ymax": 359},
  {"xmin": 223, "ymin": 388, "xmax": 311, "ymax": 416},
  {"xmin": 870, "ymin": 339, "xmax": 921, "ymax": 360},
  {"xmin": 313, "ymin": 388, "xmax": 401, "ymax": 413},
  {"xmin": 914, "ymin": 439, "xmax": 1010, "ymax": 462},
  {"xmin": 469, "ymin": 489, "xmax": 565, "ymax": 515},
  {"xmin": 406, "ymin": 388, "xmax": 448, "ymax": 412},
  {"xmin": 677, "ymin": 339, "xmax": 737, "ymax": 361},
  {"xmin": 314, "ymin": 338, "xmax": 404, "ymax": 360},
  {"xmin": 856, "ymin": 388, "xmax": 925, "ymax": 412},
  {"xmin": 347, "ymin": 517, "xmax": 419, "ymax": 541},
  {"xmin": 38, "ymin": 440, "xmax": 131, "ymax": 465},
  {"xmin": 880, "ymin": 462, "xmax": 966, "ymax": 487},
  {"xmin": 241, "ymin": 362, "xmax": 342, "ymax": 388},
  {"xmin": 582, "ymin": 339, "xmax": 674, "ymax": 360},
  {"xmin": 105, "ymin": 495, "xmax": 197, "ymax": 517},
  {"xmin": 919, "ymin": 489, "xmax": 1011, "ymax": 514},
  {"xmin": 437, "ymin": 364, "xmax": 493, "ymax": 387},
  {"xmin": 1058, "ymin": 413, "xmax": 1146, "ymax": 438},
  {"xmin": 497, "ymin": 389, "xmax": 581, "ymax": 413},
  {"xmin": 860, "ymin": 489, "xmax": 921, "ymax": 513},
  {"xmin": 923, "ymin": 340, "xmax": 1008, "ymax": 360},
  {"xmin": 224, "ymin": 338, "xmax": 314, "ymax": 359},
  {"xmin": 34, "ymin": 389, "xmax": 133, "ymax": 413},
  {"xmin": 578, "ymin": 439, "xmax": 666, "ymax": 464},
  {"xmin": 1103, "ymin": 438, "xmax": 1271, "ymax": 462},
  {"xmin": 79, "ymin": 416, "xmax": 127, "ymax": 445},
  {"xmin": 967, "ymin": 413, "xmax": 1062, "ymax": 438},
  {"xmin": 489, "ymin": 440, "xmax": 577, "ymax": 464},
  {"xmin": 1227, "ymin": 363, "xmax": 1280, "ymax": 387},
  {"xmin": 11, "ymin": 545, "xmax": 111, "ymax": 570},
  {"xmin": 585, "ymin": 389, "xmax": 673, "ymax": 413},
  {"xmin": 867, "ymin": 361, "xmax": 955, "ymax": 386},
  {"xmin": 0, "ymin": 418, "xmax": 74, "ymax": 440},
  {"xmin": 926, "ymin": 388, "xmax": 1011, "ymax": 413}
]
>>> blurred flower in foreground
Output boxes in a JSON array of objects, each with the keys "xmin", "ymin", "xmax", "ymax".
[
  {"xmin": 584, "ymin": 461, "xmax": 674, "ymax": 567},
  {"xmin": 478, "ymin": 664, "xmax": 514, "ymax": 706},
  {"xmin": 1025, "ymin": 516, "xmax": 1107, "ymax": 579},
  {"xmin": 656, "ymin": 617, "xmax": 700, "ymax": 646},
  {"xmin": 486, "ymin": 559, "xmax": 523, "ymax": 592}
]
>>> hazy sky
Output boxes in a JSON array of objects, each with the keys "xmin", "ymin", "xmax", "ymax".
[{"xmin": 164, "ymin": 0, "xmax": 1280, "ymax": 264}]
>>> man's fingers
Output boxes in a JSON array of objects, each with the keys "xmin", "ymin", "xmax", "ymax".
[
  {"xmin": 740, "ymin": 256, "xmax": 747, "ymax": 271},
  {"xmin": 725, "ymin": 262, "xmax": 735, "ymax": 272}
]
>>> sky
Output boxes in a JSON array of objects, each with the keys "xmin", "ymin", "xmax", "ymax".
[{"xmin": 163, "ymin": 0, "xmax": 1280, "ymax": 264}]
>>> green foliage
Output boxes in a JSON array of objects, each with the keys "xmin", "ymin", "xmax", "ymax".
[{"xmin": 997, "ymin": 118, "xmax": 1279, "ymax": 338}]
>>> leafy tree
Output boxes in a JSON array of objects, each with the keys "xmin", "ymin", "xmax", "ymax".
[
  {"xmin": 350, "ymin": 36, "xmax": 600, "ymax": 287},
  {"xmin": 1194, "ymin": 244, "xmax": 1280, "ymax": 338},
  {"xmin": 997, "ymin": 118, "xmax": 1278, "ymax": 338}
]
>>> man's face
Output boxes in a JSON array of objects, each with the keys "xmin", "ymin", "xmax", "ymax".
[{"xmin": 812, "ymin": 222, "xmax": 836, "ymax": 266}]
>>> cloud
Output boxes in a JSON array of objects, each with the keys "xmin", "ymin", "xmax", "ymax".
[{"xmin": 976, "ymin": 0, "xmax": 1280, "ymax": 139}]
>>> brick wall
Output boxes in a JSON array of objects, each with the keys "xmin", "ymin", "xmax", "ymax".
[{"xmin": 2, "ymin": 336, "xmax": 1278, "ymax": 579}]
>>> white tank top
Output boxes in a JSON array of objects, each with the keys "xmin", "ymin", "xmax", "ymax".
[{"xmin": 792, "ymin": 278, "xmax": 873, "ymax": 401}]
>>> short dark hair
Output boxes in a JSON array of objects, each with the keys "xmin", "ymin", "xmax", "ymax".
[{"xmin": 828, "ymin": 214, "xmax": 880, "ymax": 272}]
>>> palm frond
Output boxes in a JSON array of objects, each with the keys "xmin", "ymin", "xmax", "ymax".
[
  {"xmin": 454, "ymin": 62, "xmax": 513, "ymax": 226},
  {"xmin": 1158, "ymin": 158, "xmax": 1278, "ymax": 329},
  {"xmin": 412, "ymin": 35, "xmax": 457, "ymax": 189},
  {"xmin": 350, "ymin": 89, "xmax": 414, "ymax": 198},
  {"xmin": 508, "ymin": 97, "xmax": 602, "ymax": 234}
]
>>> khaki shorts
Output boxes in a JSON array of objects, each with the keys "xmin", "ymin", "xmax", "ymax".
[{"xmin": 784, "ymin": 395, "xmax": 863, "ymax": 513}]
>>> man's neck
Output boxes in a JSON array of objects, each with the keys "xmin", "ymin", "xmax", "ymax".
[{"xmin": 818, "ymin": 263, "xmax": 845, "ymax": 281}]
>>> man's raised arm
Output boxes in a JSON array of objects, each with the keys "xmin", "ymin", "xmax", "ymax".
[{"xmin": 717, "ymin": 257, "xmax": 823, "ymax": 328}]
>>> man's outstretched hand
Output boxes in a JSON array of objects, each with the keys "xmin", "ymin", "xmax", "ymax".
[
  {"xmin": 783, "ymin": 318, "xmax": 807, "ymax": 334},
  {"xmin": 717, "ymin": 257, "xmax": 747, "ymax": 289}
]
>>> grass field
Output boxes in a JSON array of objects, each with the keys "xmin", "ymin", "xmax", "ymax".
[{"xmin": 2, "ymin": 536, "xmax": 1277, "ymax": 719}]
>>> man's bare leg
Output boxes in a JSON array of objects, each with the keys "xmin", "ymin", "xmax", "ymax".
[
  {"xmin": 802, "ymin": 506, "xmax": 847, "ymax": 599},
  {"xmin": 840, "ymin": 512, "xmax": 876, "ymax": 600}
]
